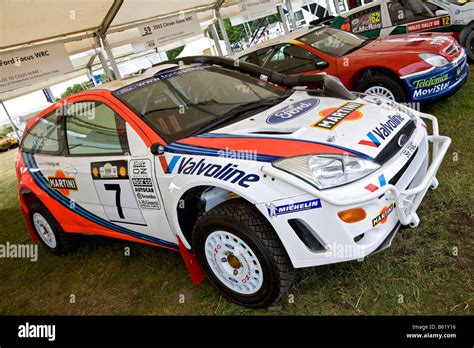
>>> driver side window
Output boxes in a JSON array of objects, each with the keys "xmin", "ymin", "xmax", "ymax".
[{"xmin": 388, "ymin": 0, "xmax": 440, "ymax": 26}]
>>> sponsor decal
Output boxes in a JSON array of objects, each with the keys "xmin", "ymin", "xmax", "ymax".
[
  {"xmin": 372, "ymin": 203, "xmax": 395, "ymax": 227},
  {"xmin": 266, "ymin": 98, "xmax": 320, "ymax": 124},
  {"xmin": 365, "ymin": 174, "xmax": 386, "ymax": 192},
  {"xmin": 129, "ymin": 159, "xmax": 161, "ymax": 210},
  {"xmin": 91, "ymin": 160, "xmax": 128, "ymax": 180},
  {"xmin": 266, "ymin": 198, "xmax": 322, "ymax": 218},
  {"xmin": 412, "ymin": 73, "xmax": 449, "ymax": 89},
  {"xmin": 412, "ymin": 81, "xmax": 451, "ymax": 98},
  {"xmin": 407, "ymin": 16, "xmax": 450, "ymax": 33},
  {"xmin": 47, "ymin": 170, "xmax": 78, "ymax": 196},
  {"xmin": 358, "ymin": 113, "xmax": 405, "ymax": 147},
  {"xmin": 312, "ymin": 102, "xmax": 364, "ymax": 130},
  {"xmin": 160, "ymin": 156, "xmax": 260, "ymax": 188}
]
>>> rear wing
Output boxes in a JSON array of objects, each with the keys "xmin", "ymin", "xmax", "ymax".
[{"xmin": 154, "ymin": 55, "xmax": 357, "ymax": 101}]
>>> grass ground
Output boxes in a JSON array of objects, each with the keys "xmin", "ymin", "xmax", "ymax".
[{"xmin": 0, "ymin": 69, "xmax": 472, "ymax": 316}]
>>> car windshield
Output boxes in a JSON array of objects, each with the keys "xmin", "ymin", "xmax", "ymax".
[
  {"xmin": 114, "ymin": 66, "xmax": 289, "ymax": 143},
  {"xmin": 298, "ymin": 27, "xmax": 368, "ymax": 57}
]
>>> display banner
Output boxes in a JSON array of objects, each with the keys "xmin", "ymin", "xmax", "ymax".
[
  {"xmin": 0, "ymin": 43, "xmax": 73, "ymax": 93},
  {"xmin": 137, "ymin": 13, "xmax": 203, "ymax": 50},
  {"xmin": 238, "ymin": 0, "xmax": 278, "ymax": 23}
]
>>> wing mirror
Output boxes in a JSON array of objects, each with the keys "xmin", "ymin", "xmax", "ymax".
[
  {"xmin": 150, "ymin": 142, "xmax": 165, "ymax": 155},
  {"xmin": 435, "ymin": 9, "xmax": 449, "ymax": 16},
  {"xmin": 315, "ymin": 59, "xmax": 329, "ymax": 69}
]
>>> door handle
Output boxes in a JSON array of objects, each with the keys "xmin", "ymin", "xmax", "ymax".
[{"xmin": 64, "ymin": 165, "xmax": 78, "ymax": 175}]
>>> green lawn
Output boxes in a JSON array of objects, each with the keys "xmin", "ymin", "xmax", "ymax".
[{"xmin": 0, "ymin": 69, "xmax": 472, "ymax": 315}]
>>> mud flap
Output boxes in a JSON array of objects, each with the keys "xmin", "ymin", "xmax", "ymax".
[{"xmin": 177, "ymin": 236, "xmax": 205, "ymax": 285}]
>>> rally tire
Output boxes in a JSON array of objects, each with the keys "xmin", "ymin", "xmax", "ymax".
[
  {"xmin": 193, "ymin": 199, "xmax": 296, "ymax": 308},
  {"xmin": 28, "ymin": 201, "xmax": 81, "ymax": 255},
  {"xmin": 465, "ymin": 30, "xmax": 474, "ymax": 61},
  {"xmin": 357, "ymin": 74, "xmax": 407, "ymax": 103}
]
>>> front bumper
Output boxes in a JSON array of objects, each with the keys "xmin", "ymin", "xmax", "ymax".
[
  {"xmin": 258, "ymin": 112, "xmax": 451, "ymax": 268},
  {"xmin": 402, "ymin": 50, "xmax": 469, "ymax": 102}
]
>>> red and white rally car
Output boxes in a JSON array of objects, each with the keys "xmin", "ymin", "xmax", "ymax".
[{"xmin": 16, "ymin": 57, "xmax": 451, "ymax": 308}]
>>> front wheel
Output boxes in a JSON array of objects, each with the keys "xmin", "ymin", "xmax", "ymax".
[
  {"xmin": 193, "ymin": 199, "xmax": 296, "ymax": 308},
  {"xmin": 357, "ymin": 74, "xmax": 407, "ymax": 102},
  {"xmin": 465, "ymin": 30, "xmax": 474, "ymax": 61}
]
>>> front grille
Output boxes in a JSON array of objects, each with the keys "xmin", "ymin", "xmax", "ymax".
[{"xmin": 374, "ymin": 120, "xmax": 416, "ymax": 164}]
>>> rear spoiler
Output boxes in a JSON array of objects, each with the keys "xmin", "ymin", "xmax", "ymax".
[{"xmin": 155, "ymin": 55, "xmax": 357, "ymax": 101}]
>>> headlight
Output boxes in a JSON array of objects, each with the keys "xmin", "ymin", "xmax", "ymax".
[
  {"xmin": 273, "ymin": 154, "xmax": 380, "ymax": 190},
  {"xmin": 419, "ymin": 53, "xmax": 449, "ymax": 67}
]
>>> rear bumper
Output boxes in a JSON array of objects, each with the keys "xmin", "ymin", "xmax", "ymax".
[
  {"xmin": 402, "ymin": 50, "xmax": 469, "ymax": 102},
  {"xmin": 258, "ymin": 112, "xmax": 450, "ymax": 268}
]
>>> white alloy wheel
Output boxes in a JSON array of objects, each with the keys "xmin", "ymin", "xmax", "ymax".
[
  {"xmin": 33, "ymin": 212, "xmax": 57, "ymax": 248},
  {"xmin": 205, "ymin": 230, "xmax": 264, "ymax": 295},
  {"xmin": 364, "ymin": 86, "xmax": 396, "ymax": 100}
]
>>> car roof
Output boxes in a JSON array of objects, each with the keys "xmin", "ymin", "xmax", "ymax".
[
  {"xmin": 232, "ymin": 25, "xmax": 323, "ymax": 57},
  {"xmin": 89, "ymin": 63, "xmax": 180, "ymax": 92}
]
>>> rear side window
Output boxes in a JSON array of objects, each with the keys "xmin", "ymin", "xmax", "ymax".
[
  {"xmin": 21, "ymin": 113, "xmax": 61, "ymax": 155},
  {"xmin": 64, "ymin": 101, "xmax": 129, "ymax": 156}
]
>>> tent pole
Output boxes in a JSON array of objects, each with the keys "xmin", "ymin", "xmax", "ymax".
[
  {"xmin": 1, "ymin": 101, "xmax": 20, "ymax": 139},
  {"xmin": 100, "ymin": 36, "xmax": 122, "ymax": 79},
  {"xmin": 277, "ymin": 4, "xmax": 290, "ymax": 35},
  {"xmin": 210, "ymin": 23, "xmax": 224, "ymax": 56},
  {"xmin": 215, "ymin": 10, "xmax": 232, "ymax": 56},
  {"xmin": 286, "ymin": 0, "xmax": 298, "ymax": 31},
  {"xmin": 97, "ymin": 48, "xmax": 114, "ymax": 82},
  {"xmin": 334, "ymin": 0, "xmax": 341, "ymax": 15}
]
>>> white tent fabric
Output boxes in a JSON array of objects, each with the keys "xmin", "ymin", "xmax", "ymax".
[
  {"xmin": 0, "ymin": 0, "xmax": 284, "ymax": 102},
  {"xmin": 0, "ymin": 0, "xmax": 115, "ymax": 50}
]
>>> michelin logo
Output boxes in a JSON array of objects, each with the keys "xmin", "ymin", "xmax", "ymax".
[{"xmin": 267, "ymin": 198, "xmax": 322, "ymax": 218}]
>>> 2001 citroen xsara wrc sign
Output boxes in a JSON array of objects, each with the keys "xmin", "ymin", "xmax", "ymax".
[{"xmin": 16, "ymin": 57, "xmax": 451, "ymax": 308}]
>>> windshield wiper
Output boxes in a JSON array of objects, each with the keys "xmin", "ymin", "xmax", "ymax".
[{"xmin": 191, "ymin": 95, "xmax": 290, "ymax": 136}]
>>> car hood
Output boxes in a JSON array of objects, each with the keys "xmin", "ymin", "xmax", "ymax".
[
  {"xmin": 178, "ymin": 92, "xmax": 415, "ymax": 161},
  {"xmin": 357, "ymin": 33, "xmax": 457, "ymax": 57}
]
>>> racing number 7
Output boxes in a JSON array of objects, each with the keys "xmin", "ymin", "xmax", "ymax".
[{"xmin": 104, "ymin": 184, "xmax": 124, "ymax": 219}]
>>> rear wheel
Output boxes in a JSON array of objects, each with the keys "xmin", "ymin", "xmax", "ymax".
[
  {"xmin": 358, "ymin": 74, "xmax": 407, "ymax": 102},
  {"xmin": 29, "ymin": 201, "xmax": 81, "ymax": 255},
  {"xmin": 193, "ymin": 199, "xmax": 296, "ymax": 308}
]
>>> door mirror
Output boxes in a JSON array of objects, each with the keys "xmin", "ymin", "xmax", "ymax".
[
  {"xmin": 315, "ymin": 59, "xmax": 329, "ymax": 69},
  {"xmin": 435, "ymin": 9, "xmax": 449, "ymax": 16},
  {"xmin": 150, "ymin": 142, "xmax": 165, "ymax": 156}
]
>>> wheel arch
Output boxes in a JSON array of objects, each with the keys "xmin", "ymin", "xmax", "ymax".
[{"xmin": 349, "ymin": 66, "xmax": 403, "ymax": 91}]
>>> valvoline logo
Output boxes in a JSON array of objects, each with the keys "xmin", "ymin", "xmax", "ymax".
[
  {"xmin": 358, "ymin": 114, "xmax": 405, "ymax": 148},
  {"xmin": 266, "ymin": 98, "xmax": 320, "ymax": 124},
  {"xmin": 159, "ymin": 155, "xmax": 260, "ymax": 188}
]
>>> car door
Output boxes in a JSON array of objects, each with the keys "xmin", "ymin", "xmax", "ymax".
[
  {"xmin": 56, "ymin": 95, "xmax": 176, "ymax": 246},
  {"xmin": 341, "ymin": 3, "xmax": 385, "ymax": 37}
]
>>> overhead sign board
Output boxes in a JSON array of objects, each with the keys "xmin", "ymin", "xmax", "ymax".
[
  {"xmin": 238, "ymin": 0, "xmax": 278, "ymax": 23},
  {"xmin": 0, "ymin": 43, "xmax": 73, "ymax": 94},
  {"xmin": 137, "ymin": 13, "xmax": 203, "ymax": 51}
]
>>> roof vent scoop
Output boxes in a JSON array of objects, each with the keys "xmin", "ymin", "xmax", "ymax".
[{"xmin": 158, "ymin": 56, "xmax": 357, "ymax": 101}]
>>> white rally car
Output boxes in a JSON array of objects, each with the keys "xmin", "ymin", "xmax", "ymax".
[{"xmin": 17, "ymin": 56, "xmax": 451, "ymax": 308}]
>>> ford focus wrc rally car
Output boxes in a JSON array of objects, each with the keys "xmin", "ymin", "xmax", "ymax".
[{"xmin": 16, "ymin": 56, "xmax": 451, "ymax": 308}]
